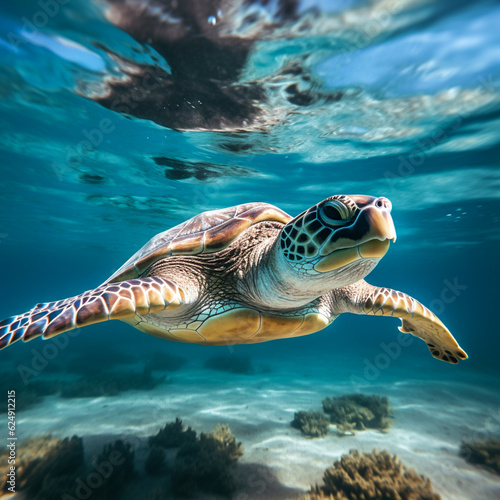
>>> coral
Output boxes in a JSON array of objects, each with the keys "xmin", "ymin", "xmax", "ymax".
[
  {"xmin": 32, "ymin": 474, "xmax": 80, "ymax": 500},
  {"xmin": 148, "ymin": 417, "xmax": 197, "ymax": 449},
  {"xmin": 322, "ymin": 394, "xmax": 393, "ymax": 433},
  {"xmin": 1, "ymin": 435, "xmax": 57, "ymax": 496},
  {"xmin": 60, "ymin": 367, "xmax": 165, "ymax": 398},
  {"xmin": 204, "ymin": 354, "xmax": 254, "ymax": 374},
  {"xmin": 91, "ymin": 439, "xmax": 135, "ymax": 499},
  {"xmin": 291, "ymin": 411, "xmax": 330, "ymax": 438},
  {"xmin": 2, "ymin": 435, "xmax": 136, "ymax": 500},
  {"xmin": 307, "ymin": 450, "xmax": 441, "ymax": 500},
  {"xmin": 18, "ymin": 435, "xmax": 85, "ymax": 500},
  {"xmin": 147, "ymin": 421, "xmax": 243, "ymax": 496},
  {"xmin": 209, "ymin": 424, "xmax": 244, "ymax": 462},
  {"xmin": 170, "ymin": 424, "xmax": 244, "ymax": 497},
  {"xmin": 460, "ymin": 437, "xmax": 500, "ymax": 475},
  {"xmin": 8, "ymin": 435, "xmax": 61, "ymax": 471},
  {"xmin": 145, "ymin": 446, "xmax": 168, "ymax": 476}
]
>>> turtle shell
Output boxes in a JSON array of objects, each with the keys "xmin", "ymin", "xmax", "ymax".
[{"xmin": 106, "ymin": 202, "xmax": 291, "ymax": 283}]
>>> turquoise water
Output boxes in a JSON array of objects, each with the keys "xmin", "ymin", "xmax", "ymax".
[{"xmin": 1, "ymin": 1, "xmax": 500, "ymax": 499}]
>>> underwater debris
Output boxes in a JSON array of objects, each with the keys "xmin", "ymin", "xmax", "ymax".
[
  {"xmin": 15, "ymin": 435, "xmax": 84, "ymax": 500},
  {"xmin": 60, "ymin": 367, "xmax": 166, "ymax": 398},
  {"xmin": 171, "ymin": 423, "xmax": 244, "ymax": 497},
  {"xmin": 460, "ymin": 437, "xmax": 500, "ymax": 475},
  {"xmin": 322, "ymin": 394, "xmax": 393, "ymax": 433},
  {"xmin": 291, "ymin": 411, "xmax": 330, "ymax": 438},
  {"xmin": 90, "ymin": 440, "xmax": 135, "ymax": 499},
  {"xmin": 204, "ymin": 354, "xmax": 254, "ymax": 374},
  {"xmin": 305, "ymin": 450, "xmax": 441, "ymax": 500},
  {"xmin": 148, "ymin": 417, "xmax": 197, "ymax": 449},
  {"xmin": 145, "ymin": 446, "xmax": 168, "ymax": 476}
]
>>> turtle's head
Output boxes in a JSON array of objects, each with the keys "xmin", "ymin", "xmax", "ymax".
[{"xmin": 278, "ymin": 195, "xmax": 396, "ymax": 287}]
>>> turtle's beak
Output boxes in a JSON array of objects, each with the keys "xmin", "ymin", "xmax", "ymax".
[
  {"xmin": 363, "ymin": 204, "xmax": 397, "ymax": 244},
  {"xmin": 356, "ymin": 203, "xmax": 396, "ymax": 258}
]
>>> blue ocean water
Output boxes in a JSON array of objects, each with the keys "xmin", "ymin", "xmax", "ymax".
[{"xmin": 1, "ymin": 1, "xmax": 500, "ymax": 499}]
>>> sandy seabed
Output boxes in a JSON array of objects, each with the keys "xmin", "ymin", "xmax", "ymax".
[{"xmin": 9, "ymin": 352, "xmax": 500, "ymax": 500}]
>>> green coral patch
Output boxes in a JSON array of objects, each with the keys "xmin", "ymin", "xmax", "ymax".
[
  {"xmin": 171, "ymin": 423, "xmax": 244, "ymax": 497},
  {"xmin": 144, "ymin": 419, "xmax": 245, "ymax": 497},
  {"xmin": 322, "ymin": 393, "xmax": 393, "ymax": 433},
  {"xmin": 148, "ymin": 417, "xmax": 197, "ymax": 449},
  {"xmin": 291, "ymin": 411, "xmax": 330, "ymax": 438}
]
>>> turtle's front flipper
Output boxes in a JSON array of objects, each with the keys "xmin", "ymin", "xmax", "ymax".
[
  {"xmin": 0, "ymin": 277, "xmax": 184, "ymax": 350},
  {"xmin": 335, "ymin": 280, "xmax": 468, "ymax": 364}
]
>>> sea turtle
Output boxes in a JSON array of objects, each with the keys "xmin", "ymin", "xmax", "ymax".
[{"xmin": 0, "ymin": 195, "xmax": 467, "ymax": 363}]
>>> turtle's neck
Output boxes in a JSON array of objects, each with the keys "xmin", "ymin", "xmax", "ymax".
[
  {"xmin": 239, "ymin": 238, "xmax": 331, "ymax": 310},
  {"xmin": 239, "ymin": 234, "xmax": 382, "ymax": 310}
]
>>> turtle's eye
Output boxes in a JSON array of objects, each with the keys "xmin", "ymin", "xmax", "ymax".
[{"xmin": 319, "ymin": 200, "xmax": 351, "ymax": 225}]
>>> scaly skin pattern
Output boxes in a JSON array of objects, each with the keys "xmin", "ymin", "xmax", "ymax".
[
  {"xmin": 0, "ymin": 278, "xmax": 184, "ymax": 348},
  {"xmin": 0, "ymin": 222, "xmax": 337, "ymax": 349},
  {"xmin": 127, "ymin": 222, "xmax": 338, "ymax": 345},
  {"xmin": 0, "ymin": 196, "xmax": 468, "ymax": 363},
  {"xmin": 331, "ymin": 281, "xmax": 468, "ymax": 364}
]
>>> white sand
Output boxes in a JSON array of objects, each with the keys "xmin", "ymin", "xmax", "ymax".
[{"xmin": 11, "ymin": 353, "xmax": 500, "ymax": 499}]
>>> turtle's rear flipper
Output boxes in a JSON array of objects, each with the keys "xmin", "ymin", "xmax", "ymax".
[
  {"xmin": 0, "ymin": 277, "xmax": 184, "ymax": 350},
  {"xmin": 339, "ymin": 281, "xmax": 468, "ymax": 364}
]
